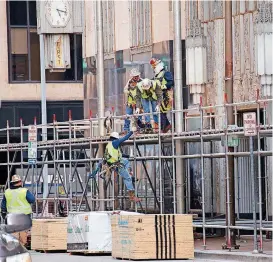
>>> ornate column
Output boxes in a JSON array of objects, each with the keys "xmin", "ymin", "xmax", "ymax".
[
  {"xmin": 186, "ymin": 19, "xmax": 207, "ymax": 105},
  {"xmin": 254, "ymin": 0, "xmax": 273, "ymax": 98}
]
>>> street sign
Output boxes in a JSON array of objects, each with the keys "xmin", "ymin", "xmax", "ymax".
[
  {"xmin": 28, "ymin": 125, "xmax": 37, "ymax": 142},
  {"xmin": 243, "ymin": 112, "xmax": 257, "ymax": 136},
  {"xmin": 28, "ymin": 126, "xmax": 37, "ymax": 165}
]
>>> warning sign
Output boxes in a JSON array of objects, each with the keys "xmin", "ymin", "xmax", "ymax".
[
  {"xmin": 243, "ymin": 112, "xmax": 257, "ymax": 136},
  {"xmin": 28, "ymin": 125, "xmax": 37, "ymax": 142}
]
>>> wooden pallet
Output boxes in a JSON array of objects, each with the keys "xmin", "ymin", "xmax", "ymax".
[
  {"xmin": 69, "ymin": 251, "xmax": 111, "ymax": 256},
  {"xmin": 31, "ymin": 218, "xmax": 68, "ymax": 251},
  {"xmin": 111, "ymin": 214, "xmax": 194, "ymax": 260},
  {"xmin": 34, "ymin": 249, "xmax": 67, "ymax": 253}
]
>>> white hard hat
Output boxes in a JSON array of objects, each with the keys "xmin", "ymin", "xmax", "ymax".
[
  {"xmin": 130, "ymin": 68, "xmax": 141, "ymax": 78},
  {"xmin": 110, "ymin": 132, "xmax": 119, "ymax": 139},
  {"xmin": 11, "ymin": 175, "xmax": 22, "ymax": 183},
  {"xmin": 154, "ymin": 61, "xmax": 165, "ymax": 75},
  {"xmin": 141, "ymin": 78, "xmax": 151, "ymax": 90}
]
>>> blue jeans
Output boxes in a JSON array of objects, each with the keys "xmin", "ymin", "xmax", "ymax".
[
  {"xmin": 117, "ymin": 158, "xmax": 134, "ymax": 191},
  {"xmin": 142, "ymin": 99, "xmax": 158, "ymax": 124},
  {"xmin": 124, "ymin": 105, "xmax": 142, "ymax": 131},
  {"xmin": 91, "ymin": 159, "xmax": 134, "ymax": 192}
]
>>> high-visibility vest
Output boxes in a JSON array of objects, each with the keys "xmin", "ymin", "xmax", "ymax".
[
  {"xmin": 138, "ymin": 81, "xmax": 158, "ymax": 101},
  {"xmin": 5, "ymin": 188, "xmax": 32, "ymax": 215},
  {"xmin": 127, "ymin": 88, "xmax": 137, "ymax": 106},
  {"xmin": 155, "ymin": 71, "xmax": 168, "ymax": 90},
  {"xmin": 104, "ymin": 142, "xmax": 122, "ymax": 164},
  {"xmin": 160, "ymin": 89, "xmax": 173, "ymax": 112}
]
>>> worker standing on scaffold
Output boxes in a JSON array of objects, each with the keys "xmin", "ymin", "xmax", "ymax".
[
  {"xmin": 88, "ymin": 129, "xmax": 140, "ymax": 202},
  {"xmin": 150, "ymin": 58, "xmax": 174, "ymax": 133},
  {"xmin": 123, "ymin": 68, "xmax": 144, "ymax": 134},
  {"xmin": 135, "ymin": 78, "xmax": 163, "ymax": 133}
]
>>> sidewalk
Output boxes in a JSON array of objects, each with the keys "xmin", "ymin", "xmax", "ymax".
[{"xmin": 194, "ymin": 236, "xmax": 272, "ymax": 262}]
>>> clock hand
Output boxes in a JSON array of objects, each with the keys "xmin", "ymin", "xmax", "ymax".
[
  {"xmin": 56, "ymin": 9, "xmax": 67, "ymax": 15},
  {"xmin": 57, "ymin": 9, "xmax": 62, "ymax": 17}
]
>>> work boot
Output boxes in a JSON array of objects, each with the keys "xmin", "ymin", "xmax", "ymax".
[{"xmin": 128, "ymin": 190, "xmax": 141, "ymax": 202}]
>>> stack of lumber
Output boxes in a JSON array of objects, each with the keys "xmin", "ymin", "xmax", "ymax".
[
  {"xmin": 12, "ymin": 231, "xmax": 28, "ymax": 246},
  {"xmin": 111, "ymin": 214, "xmax": 194, "ymax": 260},
  {"xmin": 31, "ymin": 218, "xmax": 68, "ymax": 251}
]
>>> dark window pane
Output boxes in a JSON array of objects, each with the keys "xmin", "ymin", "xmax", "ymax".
[
  {"xmin": 10, "ymin": 28, "xmax": 29, "ymax": 81},
  {"xmin": 29, "ymin": 1, "xmax": 37, "ymax": 26},
  {"xmin": 30, "ymin": 30, "xmax": 40, "ymax": 80},
  {"xmin": 46, "ymin": 34, "xmax": 75, "ymax": 81},
  {"xmin": 11, "ymin": 55, "xmax": 29, "ymax": 81},
  {"xmin": 9, "ymin": 1, "xmax": 27, "ymax": 26},
  {"xmin": 76, "ymin": 34, "xmax": 83, "ymax": 81}
]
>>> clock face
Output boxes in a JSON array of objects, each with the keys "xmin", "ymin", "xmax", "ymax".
[{"xmin": 45, "ymin": 0, "xmax": 71, "ymax": 27}]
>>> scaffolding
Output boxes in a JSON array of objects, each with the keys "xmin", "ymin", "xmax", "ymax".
[{"xmin": 0, "ymin": 97, "xmax": 272, "ymax": 251}]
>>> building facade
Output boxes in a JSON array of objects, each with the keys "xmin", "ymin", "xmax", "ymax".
[
  {"xmin": 0, "ymin": 0, "xmax": 84, "ymax": 132},
  {"xmin": 83, "ymin": 0, "xmax": 272, "ymax": 217}
]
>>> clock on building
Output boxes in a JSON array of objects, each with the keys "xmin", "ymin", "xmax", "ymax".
[{"xmin": 45, "ymin": 0, "xmax": 71, "ymax": 27}]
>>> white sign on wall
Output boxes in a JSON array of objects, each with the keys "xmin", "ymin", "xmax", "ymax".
[
  {"xmin": 243, "ymin": 112, "xmax": 257, "ymax": 137},
  {"xmin": 28, "ymin": 125, "xmax": 37, "ymax": 142}
]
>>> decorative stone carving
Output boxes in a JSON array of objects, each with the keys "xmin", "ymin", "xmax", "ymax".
[
  {"xmin": 187, "ymin": 19, "xmax": 203, "ymax": 37},
  {"xmin": 253, "ymin": 0, "xmax": 273, "ymax": 98},
  {"xmin": 212, "ymin": 0, "xmax": 224, "ymax": 19}
]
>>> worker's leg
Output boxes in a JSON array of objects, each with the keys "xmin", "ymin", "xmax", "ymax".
[
  {"xmin": 118, "ymin": 159, "xmax": 134, "ymax": 191},
  {"xmin": 151, "ymin": 100, "xmax": 159, "ymax": 124},
  {"xmin": 160, "ymin": 112, "xmax": 170, "ymax": 131},
  {"xmin": 142, "ymin": 99, "xmax": 151, "ymax": 124},
  {"xmin": 124, "ymin": 105, "xmax": 133, "ymax": 131}
]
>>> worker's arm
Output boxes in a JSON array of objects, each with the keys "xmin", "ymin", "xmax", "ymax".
[
  {"xmin": 155, "ymin": 83, "xmax": 163, "ymax": 105},
  {"xmin": 164, "ymin": 71, "xmax": 174, "ymax": 89},
  {"xmin": 135, "ymin": 84, "xmax": 142, "ymax": 109},
  {"xmin": 1, "ymin": 196, "xmax": 7, "ymax": 213},
  {"xmin": 112, "ymin": 131, "xmax": 133, "ymax": 149},
  {"xmin": 26, "ymin": 190, "xmax": 35, "ymax": 204}
]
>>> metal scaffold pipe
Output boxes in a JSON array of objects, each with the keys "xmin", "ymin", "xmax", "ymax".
[
  {"xmin": 39, "ymin": 34, "xmax": 48, "ymax": 215},
  {"xmin": 96, "ymin": 0, "xmax": 105, "ymax": 211},
  {"xmin": 173, "ymin": 0, "xmax": 184, "ymax": 214},
  {"xmin": 225, "ymin": 0, "xmax": 236, "ymax": 249}
]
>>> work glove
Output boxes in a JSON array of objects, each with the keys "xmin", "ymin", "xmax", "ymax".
[
  {"xmin": 135, "ymin": 108, "xmax": 140, "ymax": 114},
  {"xmin": 155, "ymin": 105, "xmax": 160, "ymax": 112},
  {"xmin": 131, "ymin": 125, "xmax": 137, "ymax": 132}
]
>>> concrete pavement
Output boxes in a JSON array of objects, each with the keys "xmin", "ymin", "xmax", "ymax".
[{"xmin": 29, "ymin": 253, "xmax": 235, "ymax": 262}]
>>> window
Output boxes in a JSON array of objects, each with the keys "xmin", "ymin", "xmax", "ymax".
[
  {"xmin": 102, "ymin": 0, "xmax": 115, "ymax": 54},
  {"xmin": 7, "ymin": 1, "xmax": 83, "ymax": 83},
  {"xmin": 129, "ymin": 0, "xmax": 151, "ymax": 48}
]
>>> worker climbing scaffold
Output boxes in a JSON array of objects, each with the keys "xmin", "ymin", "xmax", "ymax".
[{"xmin": 88, "ymin": 127, "xmax": 140, "ymax": 202}]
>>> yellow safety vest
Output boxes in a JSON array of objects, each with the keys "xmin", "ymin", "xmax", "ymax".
[
  {"xmin": 155, "ymin": 71, "xmax": 168, "ymax": 90},
  {"xmin": 5, "ymin": 188, "xmax": 32, "ymax": 215},
  {"xmin": 127, "ymin": 88, "xmax": 137, "ymax": 106},
  {"xmin": 104, "ymin": 142, "xmax": 122, "ymax": 164},
  {"xmin": 138, "ymin": 81, "xmax": 158, "ymax": 101}
]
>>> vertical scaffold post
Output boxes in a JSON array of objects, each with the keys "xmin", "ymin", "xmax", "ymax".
[
  {"xmin": 173, "ymin": 0, "xmax": 184, "ymax": 214},
  {"xmin": 225, "ymin": 0, "xmax": 236, "ymax": 248},
  {"xmin": 6, "ymin": 120, "xmax": 10, "ymax": 189},
  {"xmin": 96, "ymin": 0, "xmax": 106, "ymax": 211},
  {"xmin": 200, "ymin": 98, "xmax": 206, "ymax": 250}
]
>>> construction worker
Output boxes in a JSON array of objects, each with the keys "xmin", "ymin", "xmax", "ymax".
[
  {"xmin": 150, "ymin": 58, "xmax": 174, "ymax": 133},
  {"xmin": 1, "ymin": 175, "xmax": 35, "ymax": 220},
  {"xmin": 89, "ymin": 129, "xmax": 140, "ymax": 202},
  {"xmin": 123, "ymin": 68, "xmax": 144, "ymax": 133},
  {"xmin": 136, "ymin": 78, "xmax": 163, "ymax": 132}
]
